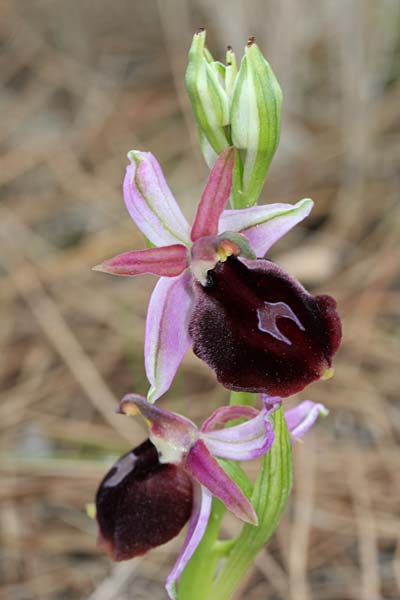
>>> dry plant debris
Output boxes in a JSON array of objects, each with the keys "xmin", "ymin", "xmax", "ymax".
[{"xmin": 0, "ymin": 1, "xmax": 399, "ymax": 599}]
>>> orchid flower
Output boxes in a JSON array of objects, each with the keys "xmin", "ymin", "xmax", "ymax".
[
  {"xmin": 94, "ymin": 147, "xmax": 341, "ymax": 402},
  {"xmin": 95, "ymin": 394, "xmax": 327, "ymax": 599}
]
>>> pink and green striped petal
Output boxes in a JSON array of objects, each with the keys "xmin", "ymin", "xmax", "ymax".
[
  {"xmin": 124, "ymin": 151, "xmax": 191, "ymax": 247},
  {"xmin": 145, "ymin": 272, "xmax": 193, "ymax": 403}
]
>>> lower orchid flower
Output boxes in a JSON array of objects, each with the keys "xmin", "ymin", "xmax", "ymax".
[
  {"xmin": 95, "ymin": 394, "xmax": 327, "ymax": 599},
  {"xmin": 93, "ymin": 147, "xmax": 341, "ymax": 402}
]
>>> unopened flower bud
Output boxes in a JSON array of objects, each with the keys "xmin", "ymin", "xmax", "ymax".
[
  {"xmin": 230, "ymin": 37, "xmax": 282, "ymax": 206},
  {"xmin": 185, "ymin": 29, "xmax": 230, "ymax": 161},
  {"xmin": 225, "ymin": 46, "xmax": 238, "ymax": 105}
]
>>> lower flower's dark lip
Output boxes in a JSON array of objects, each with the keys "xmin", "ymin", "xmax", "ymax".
[{"xmin": 95, "ymin": 439, "xmax": 193, "ymax": 561}]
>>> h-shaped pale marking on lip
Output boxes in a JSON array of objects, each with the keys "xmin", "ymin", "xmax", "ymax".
[{"xmin": 257, "ymin": 301, "xmax": 305, "ymax": 345}]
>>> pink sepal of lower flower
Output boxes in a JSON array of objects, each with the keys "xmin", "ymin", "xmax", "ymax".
[{"xmin": 93, "ymin": 147, "xmax": 313, "ymax": 402}]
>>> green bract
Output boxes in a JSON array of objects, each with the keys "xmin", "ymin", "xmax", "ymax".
[{"xmin": 185, "ymin": 31, "xmax": 282, "ymax": 209}]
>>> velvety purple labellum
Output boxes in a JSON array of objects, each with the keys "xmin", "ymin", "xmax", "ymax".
[
  {"xmin": 188, "ymin": 256, "xmax": 341, "ymax": 397},
  {"xmin": 96, "ymin": 440, "xmax": 193, "ymax": 561}
]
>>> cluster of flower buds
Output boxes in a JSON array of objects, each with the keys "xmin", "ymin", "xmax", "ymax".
[
  {"xmin": 92, "ymin": 30, "xmax": 342, "ymax": 600},
  {"xmin": 186, "ymin": 29, "xmax": 282, "ymax": 207}
]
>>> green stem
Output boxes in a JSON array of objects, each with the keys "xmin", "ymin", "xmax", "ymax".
[
  {"xmin": 177, "ymin": 390, "xmax": 249, "ymax": 599},
  {"xmin": 229, "ymin": 391, "xmax": 255, "ymax": 406},
  {"xmin": 207, "ymin": 407, "xmax": 293, "ymax": 600}
]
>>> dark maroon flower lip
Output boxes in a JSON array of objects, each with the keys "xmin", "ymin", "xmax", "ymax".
[
  {"xmin": 188, "ymin": 256, "xmax": 342, "ymax": 397},
  {"xmin": 96, "ymin": 439, "xmax": 193, "ymax": 561}
]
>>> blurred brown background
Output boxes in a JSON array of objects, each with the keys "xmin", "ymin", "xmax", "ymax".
[{"xmin": 1, "ymin": 1, "xmax": 399, "ymax": 599}]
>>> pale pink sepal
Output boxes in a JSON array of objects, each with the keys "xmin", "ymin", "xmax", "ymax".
[
  {"xmin": 218, "ymin": 198, "xmax": 313, "ymax": 257},
  {"xmin": 93, "ymin": 244, "xmax": 188, "ymax": 277},
  {"xmin": 190, "ymin": 147, "xmax": 235, "ymax": 242},
  {"xmin": 200, "ymin": 408, "xmax": 275, "ymax": 461},
  {"xmin": 284, "ymin": 400, "xmax": 328, "ymax": 440},
  {"xmin": 185, "ymin": 439, "xmax": 258, "ymax": 525},
  {"xmin": 124, "ymin": 151, "xmax": 191, "ymax": 247},
  {"xmin": 145, "ymin": 272, "xmax": 193, "ymax": 403},
  {"xmin": 165, "ymin": 484, "xmax": 212, "ymax": 600}
]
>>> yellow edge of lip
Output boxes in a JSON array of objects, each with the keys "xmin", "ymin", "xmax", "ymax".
[
  {"xmin": 217, "ymin": 249, "xmax": 228, "ymax": 262},
  {"xmin": 86, "ymin": 503, "xmax": 96, "ymax": 519},
  {"xmin": 321, "ymin": 367, "xmax": 335, "ymax": 381}
]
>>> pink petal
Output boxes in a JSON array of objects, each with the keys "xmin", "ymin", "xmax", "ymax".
[
  {"xmin": 218, "ymin": 198, "xmax": 313, "ymax": 257},
  {"xmin": 93, "ymin": 244, "xmax": 188, "ymax": 277},
  {"xmin": 284, "ymin": 400, "xmax": 328, "ymax": 440},
  {"xmin": 145, "ymin": 272, "xmax": 193, "ymax": 403},
  {"xmin": 190, "ymin": 147, "xmax": 235, "ymax": 242},
  {"xmin": 185, "ymin": 439, "xmax": 257, "ymax": 525},
  {"xmin": 124, "ymin": 151, "xmax": 191, "ymax": 247},
  {"xmin": 165, "ymin": 484, "xmax": 212, "ymax": 600}
]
